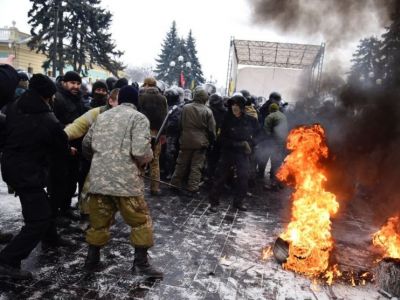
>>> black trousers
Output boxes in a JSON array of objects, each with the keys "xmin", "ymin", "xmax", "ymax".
[
  {"xmin": 0, "ymin": 188, "xmax": 57, "ymax": 268},
  {"xmin": 206, "ymin": 142, "xmax": 221, "ymax": 179},
  {"xmin": 255, "ymin": 140, "xmax": 286, "ymax": 181},
  {"xmin": 48, "ymin": 154, "xmax": 79, "ymax": 215},
  {"xmin": 209, "ymin": 152, "xmax": 250, "ymax": 206}
]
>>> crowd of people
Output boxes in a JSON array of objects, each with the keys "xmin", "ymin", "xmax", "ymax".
[{"xmin": 0, "ymin": 55, "xmax": 289, "ymax": 281}]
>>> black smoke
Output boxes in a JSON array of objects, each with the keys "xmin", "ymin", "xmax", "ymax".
[
  {"xmin": 248, "ymin": 0, "xmax": 400, "ymax": 223},
  {"xmin": 249, "ymin": 0, "xmax": 394, "ymax": 46}
]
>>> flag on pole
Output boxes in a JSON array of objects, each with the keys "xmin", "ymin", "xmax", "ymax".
[{"xmin": 180, "ymin": 71, "xmax": 186, "ymax": 88}]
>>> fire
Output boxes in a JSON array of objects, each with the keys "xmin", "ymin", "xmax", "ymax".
[
  {"xmin": 261, "ymin": 246, "xmax": 273, "ymax": 260},
  {"xmin": 277, "ymin": 124, "xmax": 339, "ymax": 277},
  {"xmin": 372, "ymin": 215, "xmax": 400, "ymax": 259}
]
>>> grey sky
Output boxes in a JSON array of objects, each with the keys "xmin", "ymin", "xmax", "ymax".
[{"xmin": 1, "ymin": 0, "xmax": 385, "ymax": 88}]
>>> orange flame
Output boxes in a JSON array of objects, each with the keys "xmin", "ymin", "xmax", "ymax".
[
  {"xmin": 261, "ymin": 246, "xmax": 273, "ymax": 260},
  {"xmin": 372, "ymin": 215, "xmax": 400, "ymax": 259},
  {"xmin": 277, "ymin": 124, "xmax": 339, "ymax": 277}
]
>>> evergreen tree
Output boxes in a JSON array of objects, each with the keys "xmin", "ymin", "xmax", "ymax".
[
  {"xmin": 185, "ymin": 30, "xmax": 205, "ymax": 88},
  {"xmin": 155, "ymin": 23, "xmax": 205, "ymax": 88},
  {"xmin": 28, "ymin": 0, "xmax": 123, "ymax": 76},
  {"xmin": 155, "ymin": 21, "xmax": 180, "ymax": 85},
  {"xmin": 349, "ymin": 37, "xmax": 383, "ymax": 87},
  {"xmin": 380, "ymin": 2, "xmax": 400, "ymax": 88}
]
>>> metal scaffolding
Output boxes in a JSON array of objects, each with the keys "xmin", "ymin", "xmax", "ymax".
[{"xmin": 225, "ymin": 38, "xmax": 325, "ymax": 96}]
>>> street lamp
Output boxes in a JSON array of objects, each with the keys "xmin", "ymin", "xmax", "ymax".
[
  {"xmin": 169, "ymin": 57, "xmax": 191, "ymax": 88},
  {"xmin": 8, "ymin": 41, "xmax": 16, "ymax": 59}
]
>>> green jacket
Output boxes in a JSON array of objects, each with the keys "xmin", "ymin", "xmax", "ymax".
[
  {"xmin": 64, "ymin": 105, "xmax": 108, "ymax": 140},
  {"xmin": 179, "ymin": 101, "xmax": 216, "ymax": 150},
  {"xmin": 264, "ymin": 110, "xmax": 288, "ymax": 143},
  {"xmin": 82, "ymin": 103, "xmax": 152, "ymax": 197}
]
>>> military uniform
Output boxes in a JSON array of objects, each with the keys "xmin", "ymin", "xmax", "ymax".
[
  {"xmin": 170, "ymin": 89, "xmax": 216, "ymax": 192},
  {"xmin": 82, "ymin": 102, "xmax": 154, "ymax": 248}
]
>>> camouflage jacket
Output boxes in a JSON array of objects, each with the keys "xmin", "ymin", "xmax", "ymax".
[{"xmin": 82, "ymin": 103, "xmax": 153, "ymax": 197}]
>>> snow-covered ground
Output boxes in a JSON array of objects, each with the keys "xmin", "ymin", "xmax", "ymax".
[{"xmin": 0, "ymin": 175, "xmax": 389, "ymax": 299}]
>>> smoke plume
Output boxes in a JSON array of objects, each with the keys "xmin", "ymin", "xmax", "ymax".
[
  {"xmin": 247, "ymin": 0, "xmax": 400, "ymax": 224},
  {"xmin": 249, "ymin": 0, "xmax": 394, "ymax": 46}
]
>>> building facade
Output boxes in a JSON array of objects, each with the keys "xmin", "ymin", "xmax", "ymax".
[{"xmin": 0, "ymin": 22, "xmax": 115, "ymax": 81}]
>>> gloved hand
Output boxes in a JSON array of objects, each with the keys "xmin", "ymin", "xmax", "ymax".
[{"xmin": 241, "ymin": 141, "xmax": 252, "ymax": 154}]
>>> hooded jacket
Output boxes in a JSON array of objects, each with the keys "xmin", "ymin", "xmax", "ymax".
[
  {"xmin": 179, "ymin": 92, "xmax": 216, "ymax": 149},
  {"xmin": 1, "ymin": 90, "xmax": 70, "ymax": 189}
]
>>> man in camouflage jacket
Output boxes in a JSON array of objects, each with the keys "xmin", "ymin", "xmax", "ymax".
[{"xmin": 82, "ymin": 85, "xmax": 162, "ymax": 278}]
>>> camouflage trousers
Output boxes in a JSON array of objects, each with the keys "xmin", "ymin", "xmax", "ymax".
[
  {"xmin": 86, "ymin": 194, "xmax": 154, "ymax": 248},
  {"xmin": 170, "ymin": 148, "xmax": 206, "ymax": 192},
  {"xmin": 150, "ymin": 130, "xmax": 161, "ymax": 192}
]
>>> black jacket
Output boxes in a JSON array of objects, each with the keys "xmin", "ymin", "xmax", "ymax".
[
  {"xmin": 1, "ymin": 90, "xmax": 70, "ymax": 190},
  {"xmin": 138, "ymin": 87, "xmax": 168, "ymax": 131},
  {"xmin": 165, "ymin": 104, "xmax": 183, "ymax": 137},
  {"xmin": 219, "ymin": 111, "xmax": 260, "ymax": 154},
  {"xmin": 53, "ymin": 88, "xmax": 87, "ymax": 126},
  {"xmin": 210, "ymin": 104, "xmax": 227, "ymax": 134}
]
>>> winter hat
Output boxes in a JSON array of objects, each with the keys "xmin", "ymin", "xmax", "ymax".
[
  {"xmin": 269, "ymin": 103, "xmax": 279, "ymax": 112},
  {"xmin": 17, "ymin": 71, "xmax": 29, "ymax": 81},
  {"xmin": 63, "ymin": 71, "xmax": 82, "ymax": 83},
  {"xmin": 143, "ymin": 77, "xmax": 157, "ymax": 87},
  {"xmin": 118, "ymin": 85, "xmax": 139, "ymax": 106},
  {"xmin": 106, "ymin": 77, "xmax": 117, "ymax": 90},
  {"xmin": 29, "ymin": 74, "xmax": 57, "ymax": 99},
  {"xmin": 193, "ymin": 88, "xmax": 208, "ymax": 104},
  {"xmin": 209, "ymin": 93, "xmax": 223, "ymax": 107},
  {"xmin": 92, "ymin": 80, "xmax": 108, "ymax": 93},
  {"xmin": 114, "ymin": 78, "xmax": 129, "ymax": 89},
  {"xmin": 227, "ymin": 95, "xmax": 246, "ymax": 110},
  {"xmin": 0, "ymin": 64, "xmax": 19, "ymax": 107}
]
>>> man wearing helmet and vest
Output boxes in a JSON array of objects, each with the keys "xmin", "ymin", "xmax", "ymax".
[{"xmin": 208, "ymin": 95, "xmax": 259, "ymax": 212}]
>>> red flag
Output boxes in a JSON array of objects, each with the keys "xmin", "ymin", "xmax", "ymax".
[{"xmin": 180, "ymin": 71, "xmax": 186, "ymax": 87}]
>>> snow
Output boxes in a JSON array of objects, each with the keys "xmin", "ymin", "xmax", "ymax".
[{"xmin": 0, "ymin": 176, "xmax": 390, "ymax": 299}]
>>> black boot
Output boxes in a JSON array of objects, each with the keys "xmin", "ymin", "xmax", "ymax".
[
  {"xmin": 132, "ymin": 247, "xmax": 163, "ymax": 279},
  {"xmin": 42, "ymin": 236, "xmax": 75, "ymax": 250},
  {"xmin": 84, "ymin": 245, "xmax": 101, "ymax": 271},
  {"xmin": 233, "ymin": 199, "xmax": 247, "ymax": 211},
  {"xmin": 0, "ymin": 231, "xmax": 13, "ymax": 244},
  {"xmin": 0, "ymin": 262, "xmax": 32, "ymax": 280}
]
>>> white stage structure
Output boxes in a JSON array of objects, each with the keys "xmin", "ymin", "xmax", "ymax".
[{"xmin": 225, "ymin": 38, "xmax": 325, "ymax": 103}]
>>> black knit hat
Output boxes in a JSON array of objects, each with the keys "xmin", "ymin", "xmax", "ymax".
[
  {"xmin": 114, "ymin": 78, "xmax": 129, "ymax": 89},
  {"xmin": 63, "ymin": 71, "xmax": 81, "ymax": 83},
  {"xmin": 29, "ymin": 74, "xmax": 57, "ymax": 99},
  {"xmin": 92, "ymin": 80, "xmax": 108, "ymax": 93},
  {"xmin": 119, "ymin": 85, "xmax": 139, "ymax": 106},
  {"xmin": 227, "ymin": 95, "xmax": 246, "ymax": 109}
]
